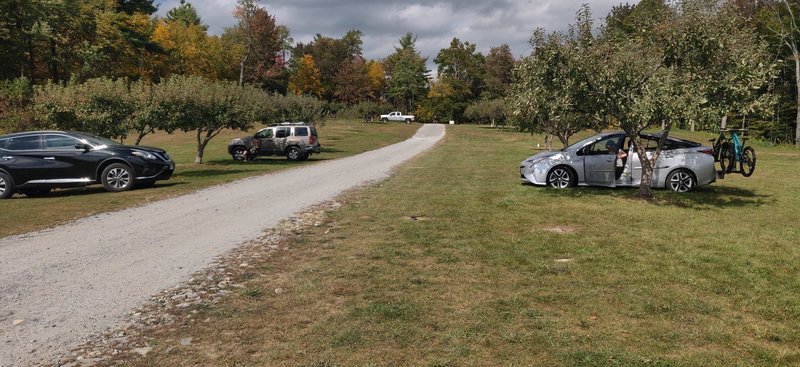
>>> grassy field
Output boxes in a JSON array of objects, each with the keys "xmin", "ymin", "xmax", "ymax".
[
  {"xmin": 0, "ymin": 120, "xmax": 418, "ymax": 237},
  {"xmin": 121, "ymin": 125, "xmax": 800, "ymax": 366}
]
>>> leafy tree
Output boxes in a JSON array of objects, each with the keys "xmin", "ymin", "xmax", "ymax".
[
  {"xmin": 385, "ymin": 33, "xmax": 429, "ymax": 112},
  {"xmin": 288, "ymin": 54, "xmax": 323, "ymax": 97},
  {"xmin": 759, "ymin": 0, "xmax": 800, "ymax": 145},
  {"xmin": 157, "ymin": 75, "xmax": 267, "ymax": 163},
  {"xmin": 271, "ymin": 92, "xmax": 324, "ymax": 124},
  {"xmin": 292, "ymin": 31, "xmax": 361, "ymax": 100},
  {"xmin": 33, "ymin": 77, "xmax": 133, "ymax": 140},
  {"xmin": 482, "ymin": 44, "xmax": 515, "ymax": 99},
  {"xmin": 365, "ymin": 60, "xmax": 386, "ymax": 101},
  {"xmin": 434, "ymin": 38, "xmax": 485, "ymax": 100},
  {"xmin": 586, "ymin": 0, "xmax": 775, "ymax": 197},
  {"xmin": 333, "ymin": 56, "xmax": 369, "ymax": 105},
  {"xmin": 464, "ymin": 99, "xmax": 510, "ymax": 127},
  {"xmin": 165, "ymin": 0, "xmax": 206, "ymax": 30},
  {"xmin": 510, "ymin": 6, "xmax": 600, "ymax": 148}
]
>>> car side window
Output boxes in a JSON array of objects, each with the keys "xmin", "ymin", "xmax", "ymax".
[
  {"xmin": 275, "ymin": 127, "xmax": 289, "ymax": 138},
  {"xmin": 0, "ymin": 138, "xmax": 7, "ymax": 149},
  {"xmin": 6, "ymin": 135, "xmax": 42, "ymax": 151},
  {"xmin": 255, "ymin": 129, "xmax": 273, "ymax": 139},
  {"xmin": 585, "ymin": 136, "xmax": 622, "ymax": 155},
  {"xmin": 295, "ymin": 127, "xmax": 308, "ymax": 137},
  {"xmin": 44, "ymin": 135, "xmax": 82, "ymax": 150}
]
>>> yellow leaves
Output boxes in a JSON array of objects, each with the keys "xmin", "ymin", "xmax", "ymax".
[
  {"xmin": 151, "ymin": 20, "xmax": 224, "ymax": 79},
  {"xmin": 289, "ymin": 55, "xmax": 324, "ymax": 97}
]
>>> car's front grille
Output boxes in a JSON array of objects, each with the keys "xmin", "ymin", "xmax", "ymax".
[{"xmin": 153, "ymin": 152, "xmax": 171, "ymax": 162}]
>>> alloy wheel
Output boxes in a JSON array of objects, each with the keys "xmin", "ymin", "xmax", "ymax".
[
  {"xmin": 669, "ymin": 171, "xmax": 693, "ymax": 193},
  {"xmin": 0, "ymin": 176, "xmax": 6, "ymax": 196},
  {"xmin": 106, "ymin": 168, "xmax": 131, "ymax": 189},
  {"xmin": 548, "ymin": 168, "xmax": 571, "ymax": 189}
]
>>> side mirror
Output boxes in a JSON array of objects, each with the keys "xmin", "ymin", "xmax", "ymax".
[
  {"xmin": 75, "ymin": 143, "xmax": 91, "ymax": 151},
  {"xmin": 576, "ymin": 147, "xmax": 585, "ymax": 156}
]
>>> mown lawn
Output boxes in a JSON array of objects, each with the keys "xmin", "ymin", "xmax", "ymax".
[
  {"xmin": 122, "ymin": 124, "xmax": 800, "ymax": 366},
  {"xmin": 0, "ymin": 119, "xmax": 418, "ymax": 237}
]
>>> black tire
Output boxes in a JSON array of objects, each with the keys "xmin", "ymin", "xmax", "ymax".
[
  {"xmin": 405, "ymin": 118, "xmax": 411, "ymax": 124},
  {"xmin": 381, "ymin": 118, "xmax": 388, "ymax": 123},
  {"xmin": 285, "ymin": 146, "xmax": 303, "ymax": 161},
  {"xmin": 101, "ymin": 163, "xmax": 135, "ymax": 192},
  {"xmin": 546, "ymin": 166, "xmax": 576, "ymax": 189},
  {"xmin": 300, "ymin": 151, "xmax": 310, "ymax": 161},
  {"xmin": 719, "ymin": 142, "xmax": 735, "ymax": 173},
  {"xmin": 667, "ymin": 169, "xmax": 695, "ymax": 193},
  {"xmin": 0, "ymin": 171, "xmax": 15, "ymax": 199},
  {"xmin": 741, "ymin": 146, "xmax": 756, "ymax": 177},
  {"xmin": 22, "ymin": 188, "xmax": 52, "ymax": 197},
  {"xmin": 231, "ymin": 146, "xmax": 247, "ymax": 161}
]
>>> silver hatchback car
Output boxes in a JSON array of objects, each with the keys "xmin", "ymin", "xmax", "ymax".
[{"xmin": 519, "ymin": 132, "xmax": 716, "ymax": 193}]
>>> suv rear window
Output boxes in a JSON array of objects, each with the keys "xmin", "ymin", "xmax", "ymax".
[
  {"xmin": 6, "ymin": 135, "xmax": 42, "ymax": 150},
  {"xmin": 294, "ymin": 127, "xmax": 308, "ymax": 137}
]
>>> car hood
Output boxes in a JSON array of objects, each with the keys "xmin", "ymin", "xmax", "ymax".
[
  {"xmin": 521, "ymin": 150, "xmax": 561, "ymax": 164},
  {"xmin": 228, "ymin": 136, "xmax": 253, "ymax": 145},
  {"xmin": 129, "ymin": 145, "xmax": 167, "ymax": 154}
]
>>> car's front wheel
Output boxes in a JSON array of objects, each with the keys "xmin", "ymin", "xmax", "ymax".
[
  {"xmin": 546, "ymin": 166, "xmax": 575, "ymax": 189},
  {"xmin": 101, "ymin": 163, "xmax": 135, "ymax": 192},
  {"xmin": 231, "ymin": 146, "xmax": 248, "ymax": 161},
  {"xmin": 667, "ymin": 169, "xmax": 695, "ymax": 193},
  {"xmin": 286, "ymin": 146, "xmax": 303, "ymax": 161},
  {"xmin": 0, "ymin": 172, "xmax": 15, "ymax": 199}
]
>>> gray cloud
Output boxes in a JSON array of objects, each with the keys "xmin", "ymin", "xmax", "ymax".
[{"xmin": 156, "ymin": 0, "xmax": 633, "ymax": 71}]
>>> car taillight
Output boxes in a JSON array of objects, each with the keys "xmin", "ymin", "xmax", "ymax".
[
  {"xmin": 309, "ymin": 135, "xmax": 316, "ymax": 144},
  {"xmin": 699, "ymin": 148, "xmax": 713, "ymax": 156}
]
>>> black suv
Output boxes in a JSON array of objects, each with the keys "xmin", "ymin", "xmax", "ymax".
[
  {"xmin": 227, "ymin": 122, "xmax": 321, "ymax": 161},
  {"xmin": 0, "ymin": 131, "xmax": 175, "ymax": 199}
]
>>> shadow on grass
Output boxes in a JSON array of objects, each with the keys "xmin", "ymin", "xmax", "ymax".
[
  {"xmin": 534, "ymin": 183, "xmax": 771, "ymax": 209},
  {"xmin": 16, "ymin": 181, "xmax": 189, "ymax": 199}
]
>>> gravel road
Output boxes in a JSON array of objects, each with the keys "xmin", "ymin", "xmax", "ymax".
[{"xmin": 0, "ymin": 123, "xmax": 445, "ymax": 366}]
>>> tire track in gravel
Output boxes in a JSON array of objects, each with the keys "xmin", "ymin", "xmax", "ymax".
[{"xmin": 0, "ymin": 124, "xmax": 445, "ymax": 366}]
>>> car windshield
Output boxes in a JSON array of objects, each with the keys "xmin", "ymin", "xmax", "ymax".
[
  {"xmin": 76, "ymin": 133, "xmax": 123, "ymax": 147},
  {"xmin": 562, "ymin": 135, "xmax": 605, "ymax": 151}
]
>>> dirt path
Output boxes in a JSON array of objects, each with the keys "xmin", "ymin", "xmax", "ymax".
[{"xmin": 0, "ymin": 124, "xmax": 445, "ymax": 366}]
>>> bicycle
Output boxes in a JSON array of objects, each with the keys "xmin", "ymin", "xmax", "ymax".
[{"xmin": 710, "ymin": 128, "xmax": 756, "ymax": 177}]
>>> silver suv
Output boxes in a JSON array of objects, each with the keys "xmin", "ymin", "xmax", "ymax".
[{"xmin": 227, "ymin": 122, "xmax": 321, "ymax": 161}]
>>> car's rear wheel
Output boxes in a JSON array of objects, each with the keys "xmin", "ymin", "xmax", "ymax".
[
  {"xmin": 101, "ymin": 163, "xmax": 134, "ymax": 192},
  {"xmin": 405, "ymin": 118, "xmax": 411, "ymax": 124},
  {"xmin": 0, "ymin": 172, "xmax": 14, "ymax": 199},
  {"xmin": 667, "ymin": 169, "xmax": 695, "ymax": 193},
  {"xmin": 232, "ymin": 146, "xmax": 247, "ymax": 161},
  {"xmin": 546, "ymin": 166, "xmax": 575, "ymax": 189},
  {"xmin": 286, "ymin": 146, "xmax": 303, "ymax": 161},
  {"xmin": 381, "ymin": 118, "xmax": 388, "ymax": 123}
]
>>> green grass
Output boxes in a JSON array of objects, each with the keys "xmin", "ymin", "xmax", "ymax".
[
  {"xmin": 0, "ymin": 119, "xmax": 418, "ymax": 237},
  {"xmin": 107, "ymin": 125, "xmax": 800, "ymax": 366}
]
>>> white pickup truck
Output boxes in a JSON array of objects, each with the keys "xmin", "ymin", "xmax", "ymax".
[{"xmin": 379, "ymin": 111, "xmax": 415, "ymax": 123}]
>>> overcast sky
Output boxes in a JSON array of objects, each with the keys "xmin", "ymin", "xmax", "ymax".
[{"xmin": 156, "ymin": 0, "xmax": 635, "ymax": 70}]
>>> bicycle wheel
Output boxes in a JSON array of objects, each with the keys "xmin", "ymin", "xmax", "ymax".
[
  {"xmin": 741, "ymin": 146, "xmax": 756, "ymax": 177},
  {"xmin": 719, "ymin": 142, "xmax": 735, "ymax": 173}
]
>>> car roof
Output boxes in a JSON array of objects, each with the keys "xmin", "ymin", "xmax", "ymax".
[{"xmin": 0, "ymin": 131, "xmax": 85, "ymax": 139}]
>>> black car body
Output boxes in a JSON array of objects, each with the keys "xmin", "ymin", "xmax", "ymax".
[{"xmin": 0, "ymin": 131, "xmax": 175, "ymax": 199}]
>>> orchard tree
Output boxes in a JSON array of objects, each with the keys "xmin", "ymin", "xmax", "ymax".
[
  {"xmin": 510, "ymin": 6, "xmax": 600, "ymax": 148},
  {"xmin": 586, "ymin": 0, "xmax": 775, "ymax": 197}
]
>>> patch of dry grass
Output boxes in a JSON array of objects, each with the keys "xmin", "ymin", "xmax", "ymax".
[{"xmin": 109, "ymin": 125, "xmax": 800, "ymax": 366}]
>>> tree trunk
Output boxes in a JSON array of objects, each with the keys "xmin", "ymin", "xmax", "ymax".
[
  {"xmin": 134, "ymin": 127, "xmax": 153, "ymax": 146},
  {"xmin": 795, "ymin": 54, "xmax": 800, "ymax": 146},
  {"xmin": 630, "ymin": 134, "xmax": 654, "ymax": 197},
  {"xmin": 195, "ymin": 130, "xmax": 206, "ymax": 164},
  {"xmin": 49, "ymin": 38, "xmax": 58, "ymax": 81}
]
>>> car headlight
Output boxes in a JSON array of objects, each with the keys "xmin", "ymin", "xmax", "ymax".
[
  {"xmin": 524, "ymin": 157, "xmax": 545, "ymax": 165},
  {"xmin": 131, "ymin": 150, "xmax": 157, "ymax": 160}
]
